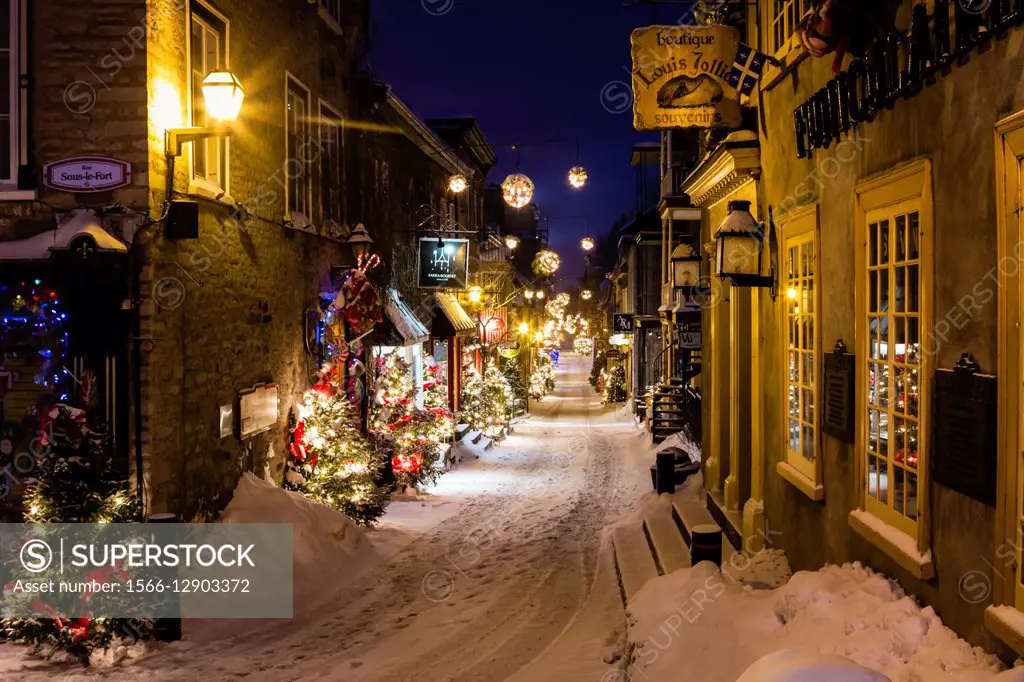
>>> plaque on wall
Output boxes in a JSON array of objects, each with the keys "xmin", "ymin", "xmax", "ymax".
[
  {"xmin": 236, "ymin": 383, "xmax": 279, "ymax": 440},
  {"xmin": 933, "ymin": 354, "xmax": 997, "ymax": 507},
  {"xmin": 822, "ymin": 340, "xmax": 855, "ymax": 444}
]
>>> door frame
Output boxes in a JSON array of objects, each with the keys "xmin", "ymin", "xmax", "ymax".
[{"xmin": 994, "ymin": 110, "xmax": 1024, "ymax": 609}]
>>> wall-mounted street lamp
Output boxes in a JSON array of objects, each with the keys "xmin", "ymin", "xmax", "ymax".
[
  {"xmin": 348, "ymin": 223, "xmax": 373, "ymax": 261},
  {"xmin": 712, "ymin": 200, "xmax": 776, "ymax": 299},
  {"xmin": 670, "ymin": 242, "xmax": 702, "ymax": 292},
  {"xmin": 165, "ymin": 70, "xmax": 244, "ymax": 157}
]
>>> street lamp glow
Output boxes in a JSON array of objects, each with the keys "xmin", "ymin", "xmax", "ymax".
[
  {"xmin": 449, "ymin": 174, "xmax": 468, "ymax": 193},
  {"xmin": 787, "ymin": 286, "xmax": 798, "ymax": 300},
  {"xmin": 580, "ymin": 236, "xmax": 595, "ymax": 252},
  {"xmin": 468, "ymin": 286, "xmax": 483, "ymax": 304},
  {"xmin": 534, "ymin": 331, "xmax": 544, "ymax": 342},
  {"xmin": 523, "ymin": 289, "xmax": 535, "ymax": 300},
  {"xmin": 580, "ymin": 289, "xmax": 592, "ymax": 300},
  {"xmin": 519, "ymin": 322, "xmax": 530, "ymax": 335},
  {"xmin": 505, "ymin": 234, "xmax": 520, "ymax": 250},
  {"xmin": 535, "ymin": 290, "xmax": 546, "ymax": 300},
  {"xmin": 201, "ymin": 70, "xmax": 245, "ymax": 122}
]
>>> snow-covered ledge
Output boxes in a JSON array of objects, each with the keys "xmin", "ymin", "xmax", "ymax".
[
  {"xmin": 776, "ymin": 461, "xmax": 824, "ymax": 501},
  {"xmin": 849, "ymin": 509, "xmax": 934, "ymax": 580},
  {"xmin": 985, "ymin": 605, "xmax": 1024, "ymax": 657},
  {"xmin": 680, "ymin": 131, "xmax": 760, "ymax": 209}
]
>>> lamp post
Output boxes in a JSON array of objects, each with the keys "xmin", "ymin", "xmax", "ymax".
[{"xmin": 165, "ymin": 70, "xmax": 244, "ymax": 173}]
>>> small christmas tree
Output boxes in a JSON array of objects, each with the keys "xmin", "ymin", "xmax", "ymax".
[
  {"xmin": 604, "ymin": 365, "xmax": 627, "ymax": 403},
  {"xmin": 530, "ymin": 356, "xmax": 556, "ymax": 401},
  {"xmin": 481, "ymin": 364, "xmax": 514, "ymax": 438},
  {"xmin": 501, "ymin": 359, "xmax": 527, "ymax": 416},
  {"xmin": 286, "ymin": 365, "xmax": 388, "ymax": 526},
  {"xmin": 3, "ymin": 404, "xmax": 147, "ymax": 663}
]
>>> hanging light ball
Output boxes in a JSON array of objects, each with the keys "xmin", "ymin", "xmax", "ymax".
[
  {"xmin": 568, "ymin": 165, "xmax": 588, "ymax": 189},
  {"xmin": 532, "ymin": 249, "xmax": 562, "ymax": 277},
  {"xmin": 505, "ymin": 234, "xmax": 520, "ymax": 250},
  {"xmin": 502, "ymin": 173, "xmax": 534, "ymax": 209},
  {"xmin": 449, "ymin": 174, "xmax": 469, "ymax": 193},
  {"xmin": 580, "ymin": 236, "xmax": 595, "ymax": 252},
  {"xmin": 581, "ymin": 289, "xmax": 593, "ymax": 300},
  {"xmin": 536, "ymin": 290, "xmax": 546, "ymax": 300}
]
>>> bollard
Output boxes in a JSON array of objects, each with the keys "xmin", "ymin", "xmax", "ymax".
[
  {"xmin": 148, "ymin": 513, "xmax": 181, "ymax": 642},
  {"xmin": 655, "ymin": 450, "xmax": 676, "ymax": 494},
  {"xmin": 691, "ymin": 523, "xmax": 723, "ymax": 568}
]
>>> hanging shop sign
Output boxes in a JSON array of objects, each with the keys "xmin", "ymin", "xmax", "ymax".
[
  {"xmin": 794, "ymin": 5, "xmax": 1024, "ymax": 158},
  {"xmin": 417, "ymin": 238, "xmax": 470, "ymax": 290},
  {"xmin": 678, "ymin": 330, "xmax": 702, "ymax": 350},
  {"xmin": 43, "ymin": 156, "xmax": 132, "ymax": 193},
  {"xmin": 613, "ymin": 314, "xmax": 634, "ymax": 333},
  {"xmin": 237, "ymin": 383, "xmax": 279, "ymax": 439},
  {"xmin": 497, "ymin": 341, "xmax": 521, "ymax": 359},
  {"xmin": 630, "ymin": 24, "xmax": 742, "ymax": 130}
]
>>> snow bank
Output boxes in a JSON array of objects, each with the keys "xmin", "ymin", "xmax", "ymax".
[
  {"xmin": 219, "ymin": 473, "xmax": 378, "ymax": 610},
  {"xmin": 623, "ymin": 562, "xmax": 1004, "ymax": 682},
  {"xmin": 737, "ymin": 649, "xmax": 890, "ymax": 682}
]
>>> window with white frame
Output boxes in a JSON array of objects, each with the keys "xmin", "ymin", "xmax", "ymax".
[
  {"xmin": 190, "ymin": 2, "xmax": 228, "ymax": 190},
  {"xmin": 0, "ymin": 0, "xmax": 21, "ymax": 187},
  {"xmin": 318, "ymin": 0, "xmax": 344, "ymax": 34},
  {"xmin": 781, "ymin": 210, "xmax": 820, "ymax": 494},
  {"xmin": 864, "ymin": 203, "xmax": 926, "ymax": 536},
  {"xmin": 318, "ymin": 102, "xmax": 344, "ymax": 230},
  {"xmin": 286, "ymin": 77, "xmax": 311, "ymax": 221},
  {"xmin": 769, "ymin": 0, "xmax": 812, "ymax": 59}
]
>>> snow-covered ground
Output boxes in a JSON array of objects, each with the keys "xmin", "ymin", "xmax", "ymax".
[{"xmin": 0, "ymin": 353, "xmax": 654, "ymax": 681}]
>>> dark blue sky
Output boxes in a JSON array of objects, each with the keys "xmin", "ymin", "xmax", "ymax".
[{"xmin": 368, "ymin": 0, "xmax": 678, "ymax": 277}]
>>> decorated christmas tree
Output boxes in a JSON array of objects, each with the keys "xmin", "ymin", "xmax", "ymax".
[
  {"xmin": 530, "ymin": 356, "xmax": 556, "ymax": 401},
  {"xmin": 3, "ymin": 403, "xmax": 146, "ymax": 663},
  {"xmin": 501, "ymin": 359, "xmax": 527, "ymax": 416},
  {"xmin": 604, "ymin": 365, "xmax": 627, "ymax": 403},
  {"xmin": 481, "ymin": 364, "xmax": 515, "ymax": 437},
  {"xmin": 285, "ymin": 364, "xmax": 388, "ymax": 526}
]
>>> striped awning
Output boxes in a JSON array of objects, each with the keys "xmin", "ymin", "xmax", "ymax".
[{"xmin": 432, "ymin": 293, "xmax": 475, "ymax": 337}]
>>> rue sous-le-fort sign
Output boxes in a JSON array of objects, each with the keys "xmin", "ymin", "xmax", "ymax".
[{"xmin": 631, "ymin": 25, "xmax": 741, "ymax": 130}]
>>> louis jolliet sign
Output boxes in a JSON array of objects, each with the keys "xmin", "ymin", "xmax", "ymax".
[{"xmin": 631, "ymin": 25, "xmax": 742, "ymax": 130}]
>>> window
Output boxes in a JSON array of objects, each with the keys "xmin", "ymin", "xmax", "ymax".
[
  {"xmin": 853, "ymin": 160, "xmax": 933, "ymax": 564},
  {"xmin": 318, "ymin": 0, "xmax": 344, "ymax": 34},
  {"xmin": 769, "ymin": 0, "xmax": 812, "ymax": 57},
  {"xmin": 0, "ymin": 0, "xmax": 23, "ymax": 188},
  {"xmin": 318, "ymin": 101, "xmax": 344, "ymax": 233},
  {"xmin": 286, "ymin": 76, "xmax": 311, "ymax": 223},
  {"xmin": 777, "ymin": 206, "xmax": 821, "ymax": 499},
  {"xmin": 190, "ymin": 3, "xmax": 228, "ymax": 191}
]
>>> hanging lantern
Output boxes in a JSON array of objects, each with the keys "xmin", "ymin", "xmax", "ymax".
[
  {"xmin": 532, "ymin": 249, "xmax": 561, "ymax": 277},
  {"xmin": 502, "ymin": 173, "xmax": 534, "ymax": 209},
  {"xmin": 580, "ymin": 289, "xmax": 593, "ymax": 300},
  {"xmin": 579, "ymin": 236, "xmax": 595, "ymax": 252},
  {"xmin": 523, "ymin": 289, "xmax": 535, "ymax": 301},
  {"xmin": 568, "ymin": 165, "xmax": 588, "ymax": 189},
  {"xmin": 505, "ymin": 234, "xmax": 520, "ymax": 250},
  {"xmin": 347, "ymin": 223, "xmax": 373, "ymax": 261},
  {"xmin": 449, "ymin": 174, "xmax": 468, "ymax": 194},
  {"xmin": 713, "ymin": 200, "xmax": 775, "ymax": 295},
  {"xmin": 670, "ymin": 242, "xmax": 702, "ymax": 291},
  {"xmin": 535, "ymin": 290, "xmax": 546, "ymax": 300}
]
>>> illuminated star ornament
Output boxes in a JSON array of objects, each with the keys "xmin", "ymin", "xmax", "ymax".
[
  {"xmin": 502, "ymin": 173, "xmax": 534, "ymax": 209},
  {"xmin": 532, "ymin": 249, "xmax": 561, "ymax": 277}
]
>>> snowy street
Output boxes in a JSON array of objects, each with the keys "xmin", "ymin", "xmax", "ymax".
[{"xmin": 0, "ymin": 354, "xmax": 653, "ymax": 681}]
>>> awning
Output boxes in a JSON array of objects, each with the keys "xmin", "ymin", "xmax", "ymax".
[
  {"xmin": 379, "ymin": 288, "xmax": 429, "ymax": 347},
  {"xmin": 431, "ymin": 293, "xmax": 475, "ymax": 338},
  {"xmin": 0, "ymin": 208, "xmax": 131, "ymax": 262}
]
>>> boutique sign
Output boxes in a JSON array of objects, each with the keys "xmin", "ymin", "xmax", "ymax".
[
  {"xmin": 630, "ymin": 25, "xmax": 742, "ymax": 131},
  {"xmin": 417, "ymin": 237, "xmax": 470, "ymax": 290}
]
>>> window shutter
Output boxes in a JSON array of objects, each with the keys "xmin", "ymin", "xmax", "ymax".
[
  {"xmin": 933, "ymin": 356, "xmax": 997, "ymax": 506},
  {"xmin": 823, "ymin": 340, "xmax": 855, "ymax": 444}
]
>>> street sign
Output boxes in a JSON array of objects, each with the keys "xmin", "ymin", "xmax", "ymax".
[
  {"xmin": 613, "ymin": 314, "xmax": 634, "ymax": 333},
  {"xmin": 679, "ymin": 331, "xmax": 702, "ymax": 349},
  {"xmin": 43, "ymin": 156, "xmax": 132, "ymax": 193}
]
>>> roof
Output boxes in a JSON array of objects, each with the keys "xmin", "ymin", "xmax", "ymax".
[
  {"xmin": 432, "ymin": 293, "xmax": 475, "ymax": 337},
  {"xmin": 383, "ymin": 289, "xmax": 429, "ymax": 346},
  {"xmin": 376, "ymin": 85, "xmax": 474, "ymax": 178},
  {"xmin": 426, "ymin": 117, "xmax": 498, "ymax": 172}
]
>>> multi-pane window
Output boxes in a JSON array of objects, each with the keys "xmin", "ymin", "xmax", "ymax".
[
  {"xmin": 286, "ymin": 78, "xmax": 311, "ymax": 219},
  {"xmin": 865, "ymin": 206, "xmax": 923, "ymax": 534},
  {"xmin": 190, "ymin": 4, "xmax": 227, "ymax": 189},
  {"xmin": 785, "ymin": 229, "xmax": 816, "ymax": 481},
  {"xmin": 770, "ymin": 0, "xmax": 812, "ymax": 57},
  {"xmin": 0, "ymin": 0, "xmax": 19, "ymax": 185},
  {"xmin": 318, "ymin": 103, "xmax": 344, "ymax": 230}
]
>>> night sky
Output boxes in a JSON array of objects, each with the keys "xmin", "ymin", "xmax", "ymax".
[{"xmin": 368, "ymin": 0, "xmax": 682, "ymax": 278}]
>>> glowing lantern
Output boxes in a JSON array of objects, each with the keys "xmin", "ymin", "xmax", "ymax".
[
  {"xmin": 568, "ymin": 165, "xmax": 588, "ymax": 189},
  {"xmin": 580, "ymin": 236, "xmax": 595, "ymax": 252},
  {"xmin": 532, "ymin": 249, "xmax": 561, "ymax": 277},
  {"xmin": 502, "ymin": 173, "xmax": 534, "ymax": 209},
  {"xmin": 505, "ymin": 234, "xmax": 520, "ymax": 250},
  {"xmin": 201, "ymin": 70, "xmax": 245, "ymax": 122},
  {"xmin": 468, "ymin": 286, "xmax": 483, "ymax": 304},
  {"xmin": 449, "ymin": 174, "xmax": 468, "ymax": 193},
  {"xmin": 581, "ymin": 289, "xmax": 593, "ymax": 300}
]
